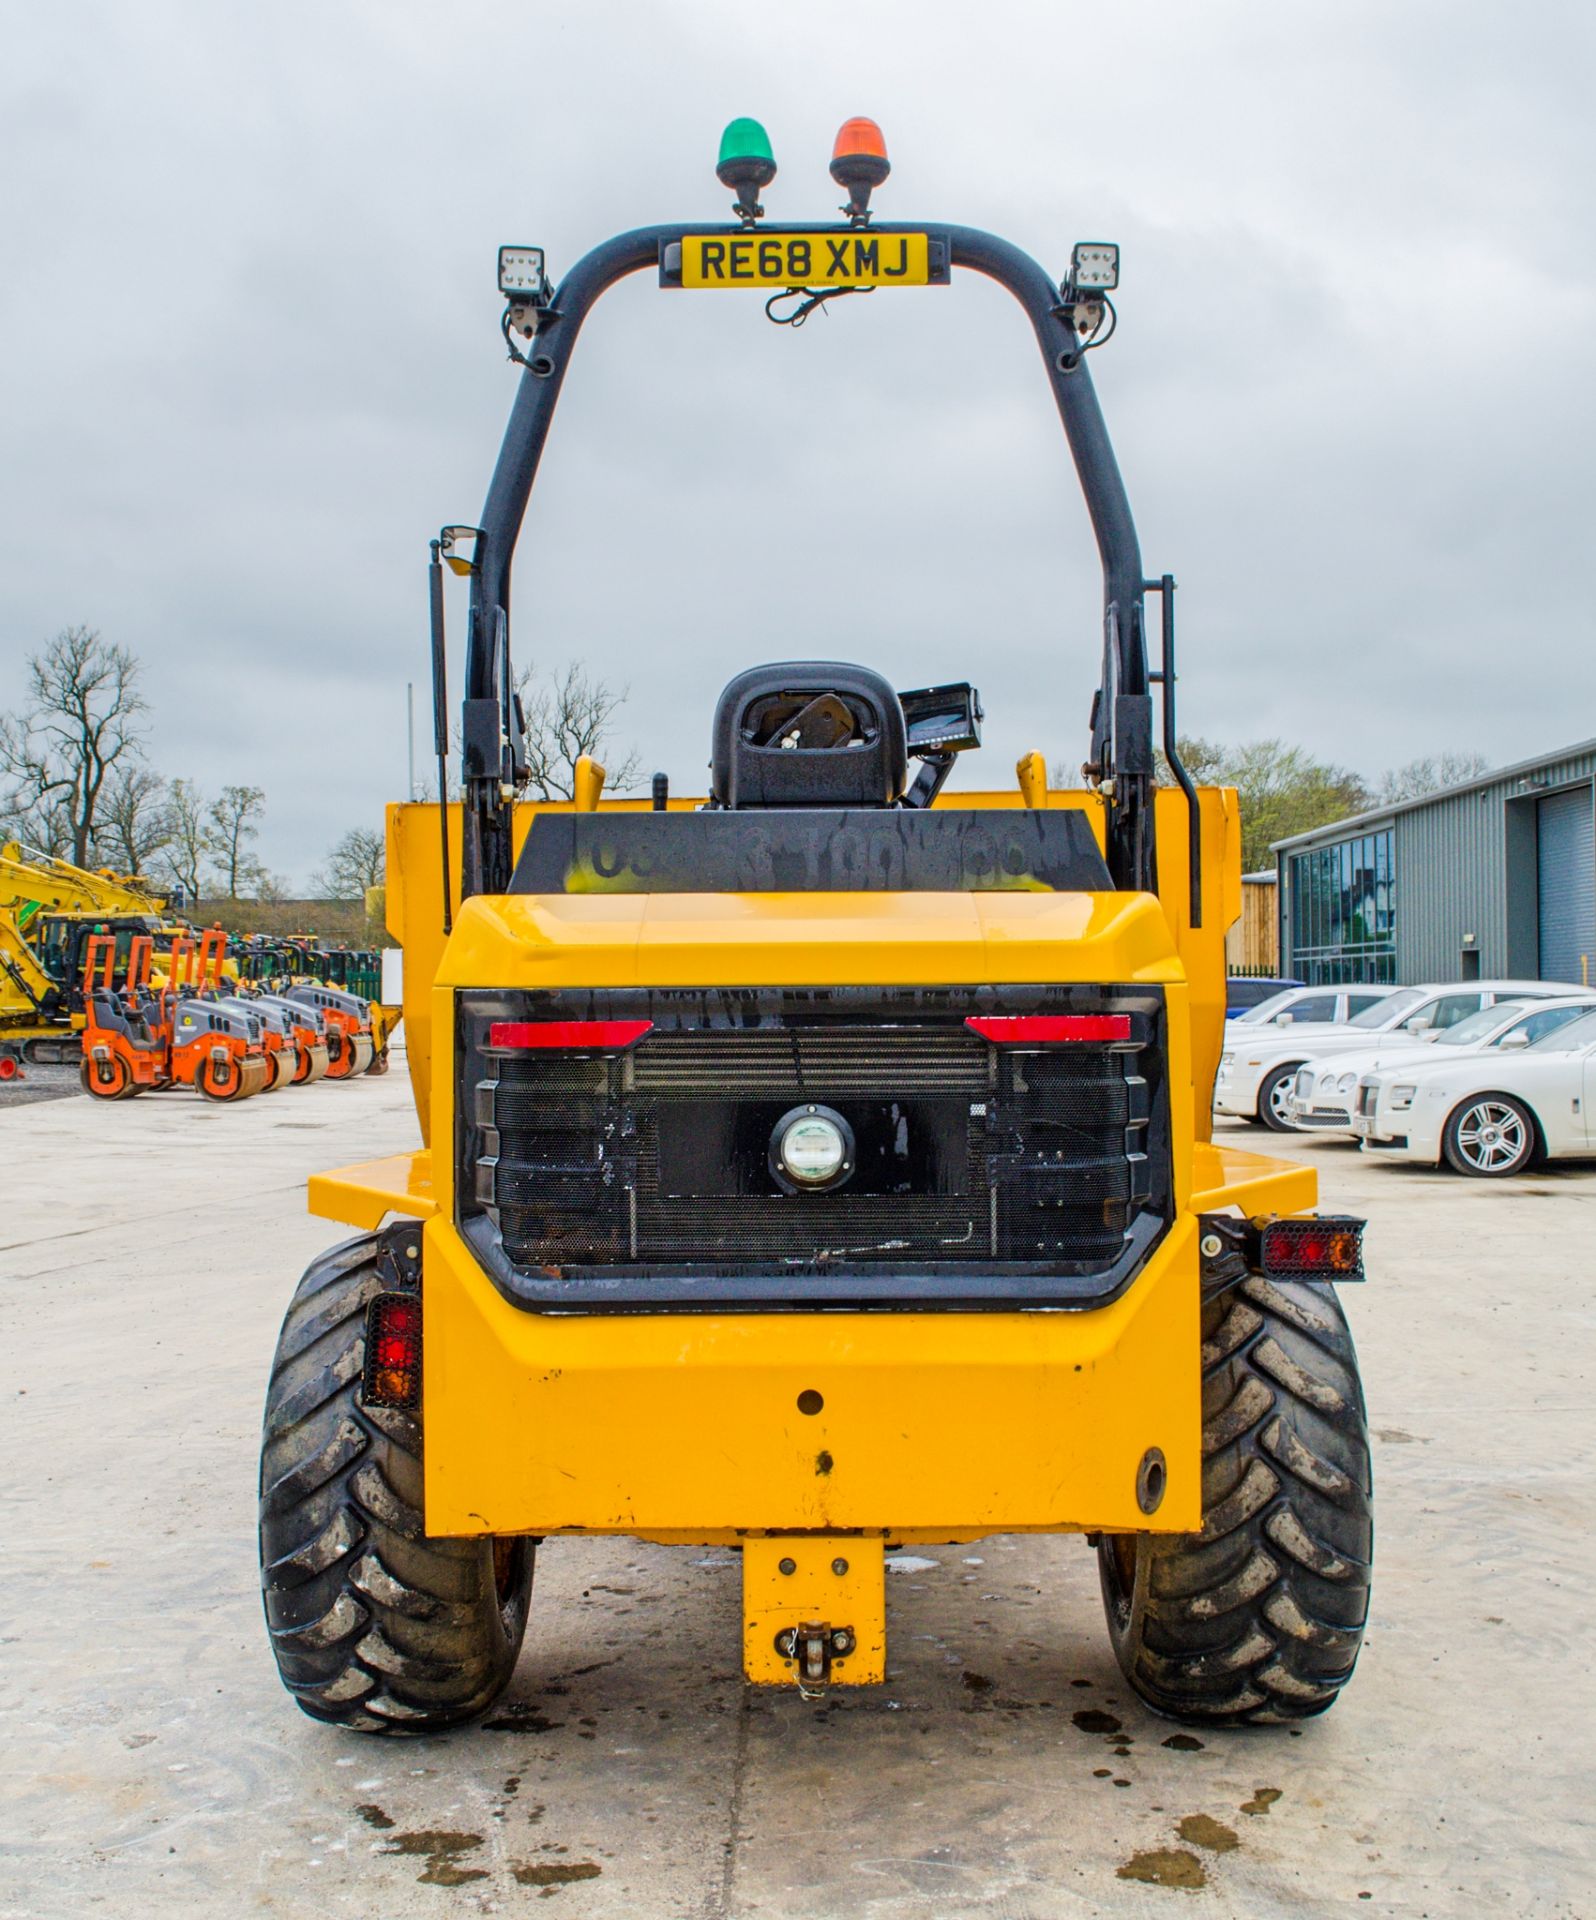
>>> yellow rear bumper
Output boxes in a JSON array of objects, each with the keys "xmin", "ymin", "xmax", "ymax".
[
  {"xmin": 421, "ymin": 1210, "xmax": 1203, "ymax": 1540},
  {"xmin": 309, "ymin": 1140, "xmax": 1313, "ymax": 1546}
]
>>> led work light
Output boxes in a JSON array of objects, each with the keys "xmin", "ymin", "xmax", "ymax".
[
  {"xmin": 498, "ymin": 246, "xmax": 552, "ymax": 343},
  {"xmin": 770, "ymin": 1104, "xmax": 854, "ymax": 1191},
  {"xmin": 498, "ymin": 246, "xmax": 549, "ymax": 298},
  {"xmin": 1069, "ymin": 242, "xmax": 1119, "ymax": 292}
]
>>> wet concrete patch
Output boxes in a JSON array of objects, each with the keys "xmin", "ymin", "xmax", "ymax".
[
  {"xmin": 1072, "ymin": 1708, "xmax": 1123, "ymax": 1733},
  {"xmin": 481, "ymin": 1705, "xmax": 566, "ymax": 1733},
  {"xmin": 512, "ymin": 1860, "xmax": 603, "ymax": 1889},
  {"xmin": 1177, "ymin": 1813, "xmax": 1239, "ymax": 1853},
  {"xmin": 1240, "ymin": 1787, "xmax": 1283, "ymax": 1815},
  {"xmin": 377, "ymin": 1829, "xmax": 488, "ymax": 1885},
  {"xmin": 1118, "ymin": 1847, "xmax": 1206, "ymax": 1889}
]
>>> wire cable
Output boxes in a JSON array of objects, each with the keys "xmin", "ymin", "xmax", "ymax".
[{"xmin": 764, "ymin": 285, "xmax": 875, "ymax": 327}]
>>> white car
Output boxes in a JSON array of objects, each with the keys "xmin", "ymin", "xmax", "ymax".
[
  {"xmin": 1355, "ymin": 1007, "xmax": 1596, "ymax": 1175},
  {"xmin": 1214, "ymin": 980, "xmax": 1575, "ymax": 1132},
  {"xmin": 1285, "ymin": 996, "xmax": 1596, "ymax": 1135},
  {"xmin": 1230, "ymin": 984, "xmax": 1396, "ymax": 1031}
]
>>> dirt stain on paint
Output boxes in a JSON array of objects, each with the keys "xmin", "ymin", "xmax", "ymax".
[
  {"xmin": 1072, "ymin": 1708, "xmax": 1123, "ymax": 1734},
  {"xmin": 1162, "ymin": 1733, "xmax": 1204, "ymax": 1751},
  {"xmin": 354, "ymin": 1804, "xmax": 395, "ymax": 1830},
  {"xmin": 1240, "ymin": 1787, "xmax": 1283, "ymax": 1816},
  {"xmin": 1178, "ymin": 1814, "xmax": 1239, "ymax": 1853},
  {"xmin": 815, "ymin": 1451, "xmax": 835, "ymax": 1476},
  {"xmin": 378, "ymin": 1829, "xmax": 488, "ymax": 1885},
  {"xmin": 1117, "ymin": 1848, "xmax": 1206, "ymax": 1889},
  {"xmin": 960, "ymin": 1670, "xmax": 994, "ymax": 1694}
]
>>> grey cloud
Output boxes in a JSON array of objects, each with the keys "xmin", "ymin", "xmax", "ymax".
[{"xmin": 2, "ymin": 1, "xmax": 1592, "ymax": 882}]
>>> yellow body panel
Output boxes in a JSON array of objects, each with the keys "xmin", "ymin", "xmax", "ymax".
[
  {"xmin": 742, "ymin": 1538, "xmax": 886, "ymax": 1686},
  {"xmin": 419, "ymin": 1209, "xmax": 1202, "ymax": 1538},
  {"xmin": 342, "ymin": 783, "xmax": 1309, "ymax": 1594},
  {"xmin": 309, "ymin": 1151, "xmax": 435, "ymax": 1231}
]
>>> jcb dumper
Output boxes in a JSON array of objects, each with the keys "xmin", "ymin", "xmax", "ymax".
[{"xmin": 260, "ymin": 121, "xmax": 1372, "ymax": 1735}]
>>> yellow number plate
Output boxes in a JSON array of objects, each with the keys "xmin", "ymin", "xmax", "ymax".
[{"xmin": 680, "ymin": 231, "xmax": 931, "ymax": 289}]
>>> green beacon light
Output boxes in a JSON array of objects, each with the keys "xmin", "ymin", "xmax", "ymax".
[{"xmin": 716, "ymin": 117, "xmax": 776, "ymax": 225}]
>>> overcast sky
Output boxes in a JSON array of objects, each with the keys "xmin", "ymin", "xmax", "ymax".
[{"xmin": 3, "ymin": 2, "xmax": 1593, "ymax": 886}]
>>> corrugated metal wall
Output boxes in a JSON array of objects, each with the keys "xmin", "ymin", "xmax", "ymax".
[
  {"xmin": 1394, "ymin": 788, "xmax": 1507, "ymax": 980},
  {"xmin": 1280, "ymin": 744, "xmax": 1596, "ymax": 985}
]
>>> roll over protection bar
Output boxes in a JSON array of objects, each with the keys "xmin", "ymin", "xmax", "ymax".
[{"xmin": 457, "ymin": 222, "xmax": 1175, "ymax": 906}]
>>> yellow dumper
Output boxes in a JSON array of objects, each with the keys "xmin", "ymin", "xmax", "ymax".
[{"xmin": 259, "ymin": 119, "xmax": 1372, "ymax": 1735}]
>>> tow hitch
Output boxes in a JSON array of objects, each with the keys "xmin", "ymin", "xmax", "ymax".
[{"xmin": 743, "ymin": 1537, "xmax": 885, "ymax": 1693}]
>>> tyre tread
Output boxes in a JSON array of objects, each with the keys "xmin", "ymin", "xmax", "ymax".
[
  {"xmin": 1099, "ymin": 1275, "xmax": 1372, "ymax": 1725},
  {"xmin": 258, "ymin": 1229, "xmax": 533, "ymax": 1735}
]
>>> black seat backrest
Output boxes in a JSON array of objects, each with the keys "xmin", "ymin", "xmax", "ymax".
[{"xmin": 711, "ymin": 662, "xmax": 908, "ymax": 809}]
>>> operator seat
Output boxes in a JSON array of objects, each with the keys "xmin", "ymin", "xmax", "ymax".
[{"xmin": 710, "ymin": 662, "xmax": 908, "ymax": 808}]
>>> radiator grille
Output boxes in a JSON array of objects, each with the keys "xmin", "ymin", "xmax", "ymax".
[{"xmin": 461, "ymin": 989, "xmax": 1164, "ymax": 1283}]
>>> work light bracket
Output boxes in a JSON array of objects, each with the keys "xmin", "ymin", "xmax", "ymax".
[{"xmin": 498, "ymin": 245, "xmax": 553, "ymax": 340}]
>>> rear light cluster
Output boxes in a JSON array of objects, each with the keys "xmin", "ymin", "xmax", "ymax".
[
  {"xmin": 1259, "ymin": 1216, "xmax": 1365, "ymax": 1279},
  {"xmin": 488, "ymin": 1019, "xmax": 653, "ymax": 1052},
  {"xmin": 964, "ymin": 1014, "xmax": 1132, "ymax": 1044},
  {"xmin": 363, "ymin": 1292, "xmax": 422, "ymax": 1408}
]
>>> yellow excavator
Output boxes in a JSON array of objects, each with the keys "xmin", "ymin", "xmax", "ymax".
[{"xmin": 0, "ymin": 841, "xmax": 176, "ymax": 1065}]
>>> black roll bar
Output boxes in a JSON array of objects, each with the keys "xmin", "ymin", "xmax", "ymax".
[{"xmin": 458, "ymin": 222, "xmax": 1158, "ymax": 900}]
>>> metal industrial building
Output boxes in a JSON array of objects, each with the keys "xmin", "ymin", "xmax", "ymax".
[{"xmin": 1273, "ymin": 739, "xmax": 1596, "ymax": 987}]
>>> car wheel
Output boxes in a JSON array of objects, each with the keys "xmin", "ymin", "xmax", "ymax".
[
  {"xmin": 1257, "ymin": 1065, "xmax": 1303, "ymax": 1133},
  {"xmin": 1442, "ymin": 1095, "xmax": 1537, "ymax": 1177}
]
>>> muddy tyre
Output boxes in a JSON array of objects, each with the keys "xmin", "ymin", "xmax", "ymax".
[
  {"xmin": 259, "ymin": 1228, "xmax": 534, "ymax": 1734},
  {"xmin": 1097, "ymin": 1276, "xmax": 1371, "ymax": 1724}
]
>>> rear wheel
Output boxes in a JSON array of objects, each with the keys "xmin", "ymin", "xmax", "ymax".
[
  {"xmin": 198, "ymin": 1053, "xmax": 248, "ymax": 1101},
  {"xmin": 324, "ymin": 1029, "xmax": 358, "ymax": 1079},
  {"xmin": 1442, "ymin": 1095, "xmax": 1537, "ymax": 1177},
  {"xmin": 81, "ymin": 1053, "xmax": 132, "ymax": 1099},
  {"xmin": 1097, "ymin": 1276, "xmax": 1372, "ymax": 1724},
  {"xmin": 1256, "ymin": 1064, "xmax": 1303, "ymax": 1132},
  {"xmin": 259, "ymin": 1229, "xmax": 534, "ymax": 1733}
]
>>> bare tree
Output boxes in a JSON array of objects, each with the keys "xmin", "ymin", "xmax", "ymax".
[
  {"xmin": 207, "ymin": 785, "xmax": 267, "ymax": 898},
  {"xmin": 0, "ymin": 627, "xmax": 148, "ymax": 865},
  {"xmin": 93, "ymin": 764, "xmax": 174, "ymax": 875},
  {"xmin": 1376, "ymin": 751, "xmax": 1490, "ymax": 807},
  {"xmin": 517, "ymin": 661, "xmax": 642, "ymax": 801},
  {"xmin": 317, "ymin": 826, "xmax": 386, "ymax": 898},
  {"xmin": 159, "ymin": 778, "xmax": 209, "ymax": 901}
]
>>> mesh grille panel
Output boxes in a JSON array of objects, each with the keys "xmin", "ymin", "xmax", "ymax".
[{"xmin": 468, "ymin": 997, "xmax": 1159, "ymax": 1276}]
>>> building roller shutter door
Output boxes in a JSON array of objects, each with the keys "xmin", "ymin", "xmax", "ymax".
[{"xmin": 1537, "ymin": 786, "xmax": 1596, "ymax": 983}]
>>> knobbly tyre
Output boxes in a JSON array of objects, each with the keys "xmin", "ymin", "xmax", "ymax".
[{"xmin": 259, "ymin": 117, "xmax": 1373, "ymax": 1734}]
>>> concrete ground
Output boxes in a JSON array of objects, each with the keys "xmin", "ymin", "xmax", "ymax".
[{"xmin": 2, "ymin": 1065, "xmax": 1592, "ymax": 1920}]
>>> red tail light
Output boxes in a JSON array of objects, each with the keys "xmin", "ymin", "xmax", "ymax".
[
  {"xmin": 1259, "ymin": 1217, "xmax": 1364, "ymax": 1279},
  {"xmin": 487, "ymin": 1019, "xmax": 653, "ymax": 1052},
  {"xmin": 965, "ymin": 1014, "xmax": 1131, "ymax": 1044},
  {"xmin": 363, "ymin": 1293, "xmax": 422, "ymax": 1409}
]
